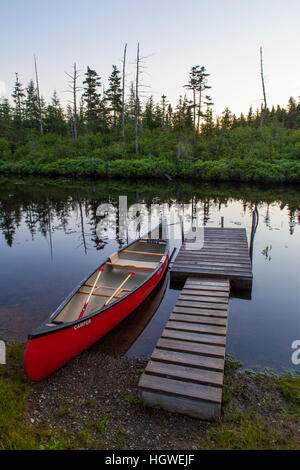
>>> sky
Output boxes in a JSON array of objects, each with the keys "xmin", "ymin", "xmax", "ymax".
[{"xmin": 0, "ymin": 0, "xmax": 300, "ymax": 118}]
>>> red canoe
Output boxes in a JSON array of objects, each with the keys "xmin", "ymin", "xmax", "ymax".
[{"xmin": 24, "ymin": 226, "xmax": 169, "ymax": 381}]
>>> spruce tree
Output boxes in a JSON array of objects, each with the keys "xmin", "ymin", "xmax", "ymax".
[
  {"xmin": 12, "ymin": 73, "xmax": 25, "ymax": 124},
  {"xmin": 195, "ymin": 66, "xmax": 211, "ymax": 133},
  {"xmin": 0, "ymin": 98, "xmax": 12, "ymax": 139},
  {"xmin": 44, "ymin": 91, "xmax": 66, "ymax": 134},
  {"xmin": 184, "ymin": 66, "xmax": 199, "ymax": 131},
  {"xmin": 24, "ymin": 80, "xmax": 40, "ymax": 130},
  {"xmin": 105, "ymin": 65, "xmax": 122, "ymax": 127},
  {"xmin": 82, "ymin": 66, "xmax": 101, "ymax": 132}
]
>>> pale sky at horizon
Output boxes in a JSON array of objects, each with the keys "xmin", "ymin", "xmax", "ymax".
[{"xmin": 1, "ymin": 0, "xmax": 300, "ymax": 118}]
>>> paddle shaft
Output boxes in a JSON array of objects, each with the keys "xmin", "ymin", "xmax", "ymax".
[
  {"xmin": 104, "ymin": 272, "xmax": 135, "ymax": 306},
  {"xmin": 78, "ymin": 268, "xmax": 104, "ymax": 319}
]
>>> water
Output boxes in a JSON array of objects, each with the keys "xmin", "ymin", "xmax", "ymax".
[{"xmin": 0, "ymin": 175, "xmax": 299, "ymax": 373}]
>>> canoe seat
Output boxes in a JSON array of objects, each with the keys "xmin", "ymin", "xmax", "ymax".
[
  {"xmin": 108, "ymin": 252, "xmax": 159, "ymax": 270},
  {"xmin": 106, "ymin": 259, "xmax": 158, "ymax": 270}
]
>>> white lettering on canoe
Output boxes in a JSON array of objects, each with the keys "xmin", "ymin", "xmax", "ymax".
[{"xmin": 74, "ymin": 319, "xmax": 91, "ymax": 331}]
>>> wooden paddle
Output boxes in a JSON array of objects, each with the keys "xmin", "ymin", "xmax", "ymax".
[
  {"xmin": 104, "ymin": 271, "xmax": 135, "ymax": 306},
  {"xmin": 78, "ymin": 268, "xmax": 104, "ymax": 319}
]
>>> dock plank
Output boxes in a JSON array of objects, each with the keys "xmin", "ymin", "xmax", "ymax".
[
  {"xmin": 173, "ymin": 306, "xmax": 228, "ymax": 318},
  {"xmin": 156, "ymin": 338, "xmax": 226, "ymax": 358},
  {"xmin": 176, "ymin": 300, "xmax": 228, "ymax": 310},
  {"xmin": 170, "ymin": 313, "xmax": 227, "ymax": 326},
  {"xmin": 151, "ymin": 349, "xmax": 225, "ymax": 372},
  {"xmin": 139, "ymin": 374, "xmax": 222, "ymax": 404},
  {"xmin": 179, "ymin": 294, "xmax": 228, "ymax": 303},
  {"xmin": 145, "ymin": 361, "xmax": 224, "ymax": 387},
  {"xmin": 166, "ymin": 320, "xmax": 227, "ymax": 336},
  {"xmin": 162, "ymin": 329, "xmax": 227, "ymax": 346}
]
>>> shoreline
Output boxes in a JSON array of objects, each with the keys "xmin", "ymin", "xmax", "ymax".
[
  {"xmin": 0, "ymin": 342, "xmax": 299, "ymax": 450},
  {"xmin": 1, "ymin": 156, "xmax": 300, "ymax": 183}
]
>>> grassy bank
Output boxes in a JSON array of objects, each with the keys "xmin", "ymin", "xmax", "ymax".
[
  {"xmin": 1, "ymin": 124, "xmax": 300, "ymax": 183},
  {"xmin": 0, "ymin": 343, "xmax": 299, "ymax": 450},
  {"xmin": 1, "ymin": 156, "xmax": 300, "ymax": 183}
]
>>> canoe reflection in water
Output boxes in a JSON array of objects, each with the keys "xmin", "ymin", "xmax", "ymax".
[{"xmin": 94, "ymin": 270, "xmax": 169, "ymax": 357}]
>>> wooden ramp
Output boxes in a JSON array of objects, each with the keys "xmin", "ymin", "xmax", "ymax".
[
  {"xmin": 170, "ymin": 227, "xmax": 253, "ymax": 290},
  {"xmin": 138, "ymin": 277, "xmax": 229, "ymax": 421}
]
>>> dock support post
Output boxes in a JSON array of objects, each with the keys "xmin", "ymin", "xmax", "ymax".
[{"xmin": 180, "ymin": 217, "xmax": 184, "ymax": 243}]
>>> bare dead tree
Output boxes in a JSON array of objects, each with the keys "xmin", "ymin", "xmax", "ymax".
[
  {"xmin": 121, "ymin": 43, "xmax": 127, "ymax": 141},
  {"xmin": 34, "ymin": 55, "xmax": 44, "ymax": 136},
  {"xmin": 65, "ymin": 63, "xmax": 81, "ymax": 139},
  {"xmin": 260, "ymin": 46, "xmax": 267, "ymax": 131},
  {"xmin": 135, "ymin": 42, "xmax": 140, "ymax": 155}
]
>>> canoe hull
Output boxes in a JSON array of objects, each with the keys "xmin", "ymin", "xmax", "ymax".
[{"xmin": 24, "ymin": 251, "xmax": 169, "ymax": 382}]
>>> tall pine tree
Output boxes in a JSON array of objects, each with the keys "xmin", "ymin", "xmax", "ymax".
[
  {"xmin": 82, "ymin": 66, "xmax": 102, "ymax": 133},
  {"xmin": 105, "ymin": 65, "xmax": 122, "ymax": 128}
]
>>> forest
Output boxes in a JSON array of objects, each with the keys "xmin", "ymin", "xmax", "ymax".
[{"xmin": 0, "ymin": 57, "xmax": 300, "ymax": 183}]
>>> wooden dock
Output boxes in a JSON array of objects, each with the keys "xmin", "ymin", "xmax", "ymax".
[
  {"xmin": 170, "ymin": 227, "xmax": 253, "ymax": 290},
  {"xmin": 138, "ymin": 277, "xmax": 229, "ymax": 420},
  {"xmin": 138, "ymin": 227, "xmax": 253, "ymax": 420}
]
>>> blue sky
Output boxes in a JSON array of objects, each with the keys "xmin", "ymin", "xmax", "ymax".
[{"xmin": 0, "ymin": 0, "xmax": 299, "ymax": 117}]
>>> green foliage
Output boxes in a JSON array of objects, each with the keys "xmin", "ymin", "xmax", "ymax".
[
  {"xmin": 0, "ymin": 94, "xmax": 300, "ymax": 183},
  {"xmin": 0, "ymin": 344, "xmax": 36, "ymax": 449},
  {"xmin": 196, "ymin": 411, "xmax": 296, "ymax": 450},
  {"xmin": 0, "ymin": 138, "xmax": 11, "ymax": 160},
  {"xmin": 276, "ymin": 373, "xmax": 300, "ymax": 405}
]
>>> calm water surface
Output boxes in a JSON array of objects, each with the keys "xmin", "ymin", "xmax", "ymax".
[{"xmin": 0, "ymin": 176, "xmax": 299, "ymax": 373}]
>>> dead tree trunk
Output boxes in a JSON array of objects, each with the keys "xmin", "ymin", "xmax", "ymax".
[
  {"xmin": 196, "ymin": 87, "xmax": 202, "ymax": 134},
  {"xmin": 72, "ymin": 63, "xmax": 78, "ymax": 139},
  {"xmin": 135, "ymin": 43, "xmax": 140, "ymax": 155},
  {"xmin": 66, "ymin": 63, "xmax": 80, "ymax": 139},
  {"xmin": 34, "ymin": 55, "xmax": 44, "ymax": 136},
  {"xmin": 121, "ymin": 43, "xmax": 127, "ymax": 141},
  {"xmin": 260, "ymin": 46, "xmax": 267, "ymax": 131}
]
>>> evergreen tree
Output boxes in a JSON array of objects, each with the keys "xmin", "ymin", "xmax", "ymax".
[
  {"xmin": 12, "ymin": 73, "xmax": 25, "ymax": 124},
  {"xmin": 247, "ymin": 106, "xmax": 254, "ymax": 125},
  {"xmin": 24, "ymin": 80, "xmax": 40, "ymax": 130},
  {"xmin": 82, "ymin": 66, "xmax": 102, "ymax": 132},
  {"xmin": 221, "ymin": 108, "xmax": 233, "ymax": 129},
  {"xmin": 165, "ymin": 103, "xmax": 173, "ymax": 128},
  {"xmin": 105, "ymin": 65, "xmax": 122, "ymax": 127},
  {"xmin": 184, "ymin": 66, "xmax": 200, "ymax": 131},
  {"xmin": 153, "ymin": 103, "xmax": 163, "ymax": 129},
  {"xmin": 285, "ymin": 97, "xmax": 297, "ymax": 129},
  {"xmin": 125, "ymin": 81, "xmax": 140, "ymax": 124},
  {"xmin": 0, "ymin": 98, "xmax": 12, "ymax": 139},
  {"xmin": 195, "ymin": 66, "xmax": 211, "ymax": 133},
  {"xmin": 160, "ymin": 94, "xmax": 168, "ymax": 129},
  {"xmin": 201, "ymin": 106, "xmax": 214, "ymax": 136},
  {"xmin": 44, "ymin": 91, "xmax": 67, "ymax": 135},
  {"xmin": 173, "ymin": 95, "xmax": 193, "ymax": 131},
  {"xmin": 143, "ymin": 96, "xmax": 156, "ymax": 129}
]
